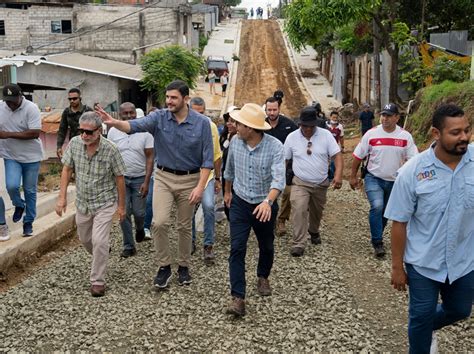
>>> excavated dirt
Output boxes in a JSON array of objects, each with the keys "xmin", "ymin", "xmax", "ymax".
[{"xmin": 234, "ymin": 20, "xmax": 308, "ymax": 118}]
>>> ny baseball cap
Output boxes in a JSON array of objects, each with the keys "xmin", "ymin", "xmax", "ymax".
[
  {"xmin": 2, "ymin": 84, "xmax": 22, "ymax": 102},
  {"xmin": 380, "ymin": 103, "xmax": 399, "ymax": 116}
]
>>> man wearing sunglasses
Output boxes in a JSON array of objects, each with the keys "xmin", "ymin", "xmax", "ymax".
[
  {"xmin": 283, "ymin": 106, "xmax": 343, "ymax": 257},
  {"xmin": 56, "ymin": 111, "xmax": 126, "ymax": 297},
  {"xmin": 56, "ymin": 88, "xmax": 93, "ymax": 159}
]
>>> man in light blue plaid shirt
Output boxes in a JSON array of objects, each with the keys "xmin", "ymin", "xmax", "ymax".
[{"xmin": 224, "ymin": 103, "xmax": 285, "ymax": 317}]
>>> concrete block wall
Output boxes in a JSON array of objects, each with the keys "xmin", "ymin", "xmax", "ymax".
[
  {"xmin": 28, "ymin": 5, "xmax": 74, "ymax": 54},
  {"xmin": 0, "ymin": 8, "xmax": 29, "ymax": 50}
]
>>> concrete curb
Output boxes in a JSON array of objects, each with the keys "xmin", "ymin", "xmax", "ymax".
[
  {"xmin": 277, "ymin": 19, "xmax": 314, "ymax": 104},
  {"xmin": 0, "ymin": 187, "xmax": 77, "ymax": 273}
]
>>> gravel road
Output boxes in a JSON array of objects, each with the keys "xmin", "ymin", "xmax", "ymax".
[{"xmin": 1, "ymin": 182, "xmax": 472, "ymax": 352}]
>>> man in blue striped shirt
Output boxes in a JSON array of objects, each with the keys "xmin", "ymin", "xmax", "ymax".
[{"xmin": 224, "ymin": 103, "xmax": 285, "ymax": 316}]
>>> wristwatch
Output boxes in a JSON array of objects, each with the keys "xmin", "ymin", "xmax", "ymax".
[{"xmin": 263, "ymin": 199, "xmax": 273, "ymax": 206}]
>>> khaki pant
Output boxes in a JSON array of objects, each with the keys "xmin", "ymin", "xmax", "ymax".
[
  {"xmin": 152, "ymin": 169, "xmax": 200, "ymax": 267},
  {"xmin": 277, "ymin": 185, "xmax": 292, "ymax": 222},
  {"xmin": 76, "ymin": 202, "xmax": 117, "ymax": 286},
  {"xmin": 290, "ymin": 176, "xmax": 329, "ymax": 249}
]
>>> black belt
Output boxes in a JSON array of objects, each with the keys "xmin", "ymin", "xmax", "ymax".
[{"xmin": 157, "ymin": 165, "xmax": 200, "ymax": 175}]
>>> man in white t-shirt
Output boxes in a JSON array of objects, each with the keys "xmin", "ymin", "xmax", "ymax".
[
  {"xmin": 107, "ymin": 102, "xmax": 154, "ymax": 258},
  {"xmin": 350, "ymin": 103, "xmax": 418, "ymax": 258},
  {"xmin": 0, "ymin": 84, "xmax": 43, "ymax": 237},
  {"xmin": 284, "ymin": 107, "xmax": 343, "ymax": 257}
]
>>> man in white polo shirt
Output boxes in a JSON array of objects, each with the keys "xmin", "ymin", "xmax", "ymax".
[
  {"xmin": 350, "ymin": 103, "xmax": 418, "ymax": 258},
  {"xmin": 107, "ymin": 102, "xmax": 154, "ymax": 258},
  {"xmin": 284, "ymin": 106, "xmax": 343, "ymax": 257},
  {"xmin": 0, "ymin": 84, "xmax": 43, "ymax": 237}
]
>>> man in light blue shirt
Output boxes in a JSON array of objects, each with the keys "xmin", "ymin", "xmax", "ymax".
[
  {"xmin": 98, "ymin": 80, "xmax": 213, "ymax": 290},
  {"xmin": 385, "ymin": 104, "xmax": 473, "ymax": 354},
  {"xmin": 224, "ymin": 103, "xmax": 285, "ymax": 317}
]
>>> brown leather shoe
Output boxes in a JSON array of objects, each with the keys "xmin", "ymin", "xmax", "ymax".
[
  {"xmin": 257, "ymin": 277, "xmax": 272, "ymax": 296},
  {"xmin": 226, "ymin": 297, "xmax": 246, "ymax": 316},
  {"xmin": 276, "ymin": 221, "xmax": 286, "ymax": 236},
  {"xmin": 203, "ymin": 245, "xmax": 215, "ymax": 263},
  {"xmin": 90, "ymin": 284, "xmax": 106, "ymax": 297}
]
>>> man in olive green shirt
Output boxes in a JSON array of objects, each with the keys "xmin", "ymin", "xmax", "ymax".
[{"xmin": 56, "ymin": 111, "xmax": 126, "ymax": 297}]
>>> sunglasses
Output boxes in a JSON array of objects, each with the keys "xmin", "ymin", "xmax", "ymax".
[
  {"xmin": 68, "ymin": 97, "xmax": 80, "ymax": 101},
  {"xmin": 78, "ymin": 127, "xmax": 99, "ymax": 136},
  {"xmin": 307, "ymin": 141, "xmax": 313, "ymax": 155}
]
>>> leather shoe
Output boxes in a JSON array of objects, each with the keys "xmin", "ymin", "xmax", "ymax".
[
  {"xmin": 309, "ymin": 231, "xmax": 321, "ymax": 245},
  {"xmin": 276, "ymin": 221, "xmax": 286, "ymax": 236},
  {"xmin": 257, "ymin": 277, "xmax": 272, "ymax": 296},
  {"xmin": 226, "ymin": 297, "xmax": 245, "ymax": 317},
  {"xmin": 90, "ymin": 284, "xmax": 105, "ymax": 297},
  {"xmin": 290, "ymin": 247, "xmax": 304, "ymax": 257}
]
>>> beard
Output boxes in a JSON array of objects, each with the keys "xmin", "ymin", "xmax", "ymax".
[{"xmin": 444, "ymin": 141, "xmax": 469, "ymax": 156}]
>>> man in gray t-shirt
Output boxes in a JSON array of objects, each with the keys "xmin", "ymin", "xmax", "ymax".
[{"xmin": 0, "ymin": 84, "xmax": 43, "ymax": 236}]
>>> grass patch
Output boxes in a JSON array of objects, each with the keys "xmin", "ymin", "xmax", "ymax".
[{"xmin": 406, "ymin": 80, "xmax": 474, "ymax": 144}]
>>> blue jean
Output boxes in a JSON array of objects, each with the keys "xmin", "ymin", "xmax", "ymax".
[
  {"xmin": 120, "ymin": 175, "xmax": 147, "ymax": 250},
  {"xmin": 0, "ymin": 197, "xmax": 5, "ymax": 224},
  {"xmin": 364, "ymin": 173, "xmax": 394, "ymax": 245},
  {"xmin": 192, "ymin": 179, "xmax": 215, "ymax": 246},
  {"xmin": 406, "ymin": 264, "xmax": 473, "ymax": 354},
  {"xmin": 144, "ymin": 176, "xmax": 154, "ymax": 230},
  {"xmin": 229, "ymin": 194, "xmax": 278, "ymax": 299},
  {"xmin": 4, "ymin": 159, "xmax": 41, "ymax": 224}
]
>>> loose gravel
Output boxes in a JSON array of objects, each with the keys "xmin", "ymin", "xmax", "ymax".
[{"xmin": 0, "ymin": 183, "xmax": 472, "ymax": 352}]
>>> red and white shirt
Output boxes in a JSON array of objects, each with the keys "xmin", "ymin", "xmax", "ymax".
[{"xmin": 353, "ymin": 125, "xmax": 418, "ymax": 181}]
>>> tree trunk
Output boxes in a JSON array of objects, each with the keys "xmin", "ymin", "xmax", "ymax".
[
  {"xmin": 372, "ymin": 20, "xmax": 381, "ymax": 110},
  {"xmin": 388, "ymin": 44, "xmax": 400, "ymax": 104}
]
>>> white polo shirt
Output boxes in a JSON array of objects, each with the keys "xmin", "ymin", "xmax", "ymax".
[
  {"xmin": 107, "ymin": 127, "xmax": 154, "ymax": 178},
  {"xmin": 353, "ymin": 124, "xmax": 418, "ymax": 181},
  {"xmin": 284, "ymin": 127, "xmax": 340, "ymax": 184},
  {"xmin": 0, "ymin": 97, "xmax": 43, "ymax": 163}
]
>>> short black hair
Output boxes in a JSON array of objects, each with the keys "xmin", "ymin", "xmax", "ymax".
[
  {"xmin": 330, "ymin": 111, "xmax": 339, "ymax": 116},
  {"xmin": 68, "ymin": 87, "xmax": 81, "ymax": 95},
  {"xmin": 166, "ymin": 80, "xmax": 189, "ymax": 97},
  {"xmin": 432, "ymin": 104, "xmax": 465, "ymax": 131},
  {"xmin": 189, "ymin": 97, "xmax": 206, "ymax": 109},
  {"xmin": 265, "ymin": 96, "xmax": 281, "ymax": 107}
]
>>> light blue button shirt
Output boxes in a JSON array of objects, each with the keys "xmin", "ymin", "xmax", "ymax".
[
  {"xmin": 224, "ymin": 133, "xmax": 285, "ymax": 204},
  {"xmin": 385, "ymin": 144, "xmax": 474, "ymax": 283}
]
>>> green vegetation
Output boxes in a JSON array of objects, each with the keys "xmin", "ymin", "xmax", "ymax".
[
  {"xmin": 406, "ymin": 81, "xmax": 474, "ymax": 144},
  {"xmin": 140, "ymin": 45, "xmax": 204, "ymax": 105},
  {"xmin": 199, "ymin": 34, "xmax": 208, "ymax": 54}
]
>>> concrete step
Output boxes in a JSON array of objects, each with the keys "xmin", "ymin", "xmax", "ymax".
[
  {"xmin": 0, "ymin": 188, "xmax": 77, "ymax": 272},
  {"xmin": 4, "ymin": 187, "xmax": 76, "ymax": 233}
]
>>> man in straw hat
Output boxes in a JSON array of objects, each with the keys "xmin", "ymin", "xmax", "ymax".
[{"xmin": 224, "ymin": 103, "xmax": 285, "ymax": 317}]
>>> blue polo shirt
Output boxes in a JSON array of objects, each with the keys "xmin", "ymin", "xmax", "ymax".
[
  {"xmin": 385, "ymin": 144, "xmax": 474, "ymax": 283},
  {"xmin": 129, "ymin": 107, "xmax": 214, "ymax": 171}
]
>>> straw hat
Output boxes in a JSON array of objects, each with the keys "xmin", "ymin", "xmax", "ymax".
[{"xmin": 229, "ymin": 103, "xmax": 271, "ymax": 130}]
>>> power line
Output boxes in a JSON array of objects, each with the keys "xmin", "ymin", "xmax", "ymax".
[{"xmin": 32, "ymin": 0, "xmax": 180, "ymax": 51}]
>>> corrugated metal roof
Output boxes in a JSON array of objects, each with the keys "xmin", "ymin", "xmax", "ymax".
[{"xmin": 44, "ymin": 53, "xmax": 143, "ymax": 81}]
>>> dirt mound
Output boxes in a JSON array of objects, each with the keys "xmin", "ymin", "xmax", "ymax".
[{"xmin": 234, "ymin": 20, "xmax": 308, "ymax": 119}]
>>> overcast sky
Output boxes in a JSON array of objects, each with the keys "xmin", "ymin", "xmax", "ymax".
[{"xmin": 239, "ymin": 0, "xmax": 280, "ymax": 19}]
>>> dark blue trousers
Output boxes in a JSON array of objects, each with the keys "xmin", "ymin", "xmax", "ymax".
[{"xmin": 229, "ymin": 194, "xmax": 278, "ymax": 299}]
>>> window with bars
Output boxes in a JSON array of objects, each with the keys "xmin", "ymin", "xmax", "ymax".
[
  {"xmin": 51, "ymin": 20, "xmax": 72, "ymax": 34},
  {"xmin": 0, "ymin": 20, "xmax": 5, "ymax": 36}
]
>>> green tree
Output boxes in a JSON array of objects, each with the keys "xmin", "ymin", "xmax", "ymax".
[
  {"xmin": 140, "ymin": 45, "xmax": 204, "ymax": 105},
  {"xmin": 223, "ymin": 0, "xmax": 242, "ymax": 5}
]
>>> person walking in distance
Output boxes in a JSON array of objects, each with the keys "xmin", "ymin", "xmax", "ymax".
[
  {"xmin": 224, "ymin": 103, "xmax": 285, "ymax": 317},
  {"xmin": 208, "ymin": 70, "xmax": 217, "ymax": 95},
  {"xmin": 220, "ymin": 72, "xmax": 229, "ymax": 97},
  {"xmin": 350, "ymin": 103, "xmax": 418, "ymax": 258},
  {"xmin": 264, "ymin": 96, "xmax": 297, "ymax": 236},
  {"xmin": 107, "ymin": 102, "xmax": 154, "ymax": 258},
  {"xmin": 385, "ymin": 104, "xmax": 473, "ymax": 354},
  {"xmin": 97, "ymin": 80, "xmax": 213, "ymax": 289},
  {"xmin": 0, "ymin": 84, "xmax": 43, "ymax": 237},
  {"xmin": 189, "ymin": 97, "xmax": 222, "ymax": 263},
  {"xmin": 359, "ymin": 103, "xmax": 375, "ymax": 136},
  {"xmin": 284, "ymin": 107, "xmax": 343, "ymax": 257},
  {"xmin": 55, "ymin": 112, "xmax": 126, "ymax": 297},
  {"xmin": 56, "ymin": 88, "xmax": 93, "ymax": 158}
]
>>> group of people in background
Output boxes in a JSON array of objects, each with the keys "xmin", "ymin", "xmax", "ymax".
[
  {"xmin": 0, "ymin": 79, "xmax": 472, "ymax": 354},
  {"xmin": 207, "ymin": 70, "xmax": 229, "ymax": 97}
]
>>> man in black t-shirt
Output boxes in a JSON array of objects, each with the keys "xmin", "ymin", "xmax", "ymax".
[
  {"xmin": 359, "ymin": 103, "xmax": 375, "ymax": 136},
  {"xmin": 265, "ymin": 96, "xmax": 297, "ymax": 236}
]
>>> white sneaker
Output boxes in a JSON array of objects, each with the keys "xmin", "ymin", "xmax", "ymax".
[
  {"xmin": 0, "ymin": 224, "xmax": 10, "ymax": 241},
  {"xmin": 144, "ymin": 228, "xmax": 152, "ymax": 240},
  {"xmin": 430, "ymin": 332, "xmax": 438, "ymax": 354}
]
